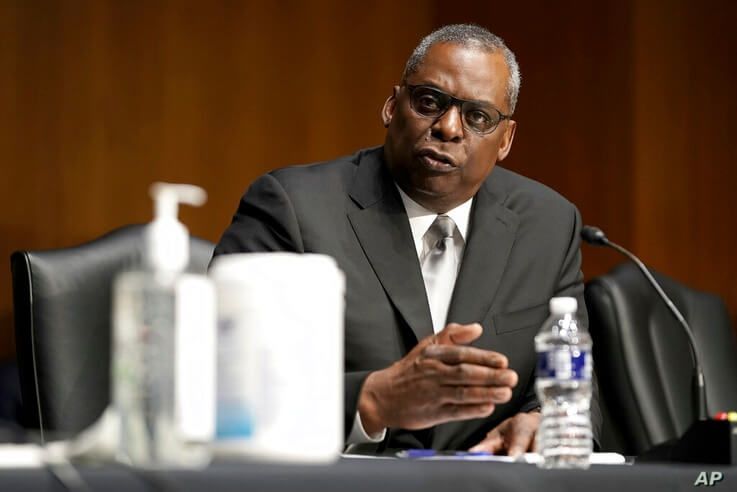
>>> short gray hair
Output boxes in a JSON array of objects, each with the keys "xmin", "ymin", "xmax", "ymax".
[{"xmin": 402, "ymin": 24, "xmax": 521, "ymax": 114}]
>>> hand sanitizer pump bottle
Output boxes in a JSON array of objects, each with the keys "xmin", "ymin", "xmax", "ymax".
[{"xmin": 112, "ymin": 183, "xmax": 215, "ymax": 468}]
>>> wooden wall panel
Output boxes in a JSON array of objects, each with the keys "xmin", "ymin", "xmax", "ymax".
[
  {"xmin": 631, "ymin": 0, "xmax": 737, "ymax": 325},
  {"xmin": 0, "ymin": 0, "xmax": 434, "ymax": 358}
]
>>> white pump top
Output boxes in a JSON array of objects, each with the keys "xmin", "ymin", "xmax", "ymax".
[{"xmin": 145, "ymin": 182, "xmax": 207, "ymax": 273}]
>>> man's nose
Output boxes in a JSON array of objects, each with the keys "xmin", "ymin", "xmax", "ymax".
[{"xmin": 430, "ymin": 104, "xmax": 464, "ymax": 142}]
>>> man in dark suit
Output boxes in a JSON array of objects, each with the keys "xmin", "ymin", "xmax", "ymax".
[{"xmin": 213, "ymin": 24, "xmax": 601, "ymax": 453}]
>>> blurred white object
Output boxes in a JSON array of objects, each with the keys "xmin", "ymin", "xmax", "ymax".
[
  {"xmin": 523, "ymin": 452, "xmax": 626, "ymax": 465},
  {"xmin": 210, "ymin": 253, "xmax": 345, "ymax": 463},
  {"xmin": 0, "ymin": 445, "xmax": 44, "ymax": 468}
]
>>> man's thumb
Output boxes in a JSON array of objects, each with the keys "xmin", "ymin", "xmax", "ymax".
[{"xmin": 435, "ymin": 322, "xmax": 483, "ymax": 345}]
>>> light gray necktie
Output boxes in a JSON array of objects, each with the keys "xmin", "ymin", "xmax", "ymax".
[{"xmin": 422, "ymin": 215, "xmax": 459, "ymax": 334}]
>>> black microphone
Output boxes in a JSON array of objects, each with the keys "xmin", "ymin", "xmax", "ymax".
[
  {"xmin": 581, "ymin": 225, "xmax": 735, "ymax": 464},
  {"xmin": 580, "ymin": 225, "xmax": 608, "ymax": 246},
  {"xmin": 581, "ymin": 225, "xmax": 707, "ymax": 420}
]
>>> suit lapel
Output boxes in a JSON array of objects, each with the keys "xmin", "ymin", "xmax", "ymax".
[
  {"xmin": 347, "ymin": 149, "xmax": 434, "ymax": 342},
  {"xmin": 447, "ymin": 171, "xmax": 520, "ymax": 336}
]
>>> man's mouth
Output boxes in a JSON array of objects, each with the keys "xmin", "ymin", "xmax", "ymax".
[{"xmin": 416, "ymin": 149, "xmax": 457, "ymax": 172}]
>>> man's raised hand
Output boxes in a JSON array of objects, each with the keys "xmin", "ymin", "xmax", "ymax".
[{"xmin": 358, "ymin": 323, "xmax": 518, "ymax": 434}]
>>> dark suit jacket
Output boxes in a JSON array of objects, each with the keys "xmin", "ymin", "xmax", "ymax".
[{"xmin": 213, "ymin": 146, "xmax": 602, "ymax": 450}]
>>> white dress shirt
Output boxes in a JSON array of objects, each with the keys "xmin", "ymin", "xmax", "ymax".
[{"xmin": 396, "ymin": 186, "xmax": 472, "ymax": 273}]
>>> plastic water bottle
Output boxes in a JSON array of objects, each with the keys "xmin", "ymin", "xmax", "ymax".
[{"xmin": 535, "ymin": 297, "xmax": 593, "ymax": 469}]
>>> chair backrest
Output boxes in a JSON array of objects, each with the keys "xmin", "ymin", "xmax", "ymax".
[
  {"xmin": 585, "ymin": 262, "xmax": 737, "ymax": 455},
  {"xmin": 10, "ymin": 224, "xmax": 214, "ymax": 441}
]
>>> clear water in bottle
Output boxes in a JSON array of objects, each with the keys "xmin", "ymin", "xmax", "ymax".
[{"xmin": 535, "ymin": 297, "xmax": 593, "ymax": 469}]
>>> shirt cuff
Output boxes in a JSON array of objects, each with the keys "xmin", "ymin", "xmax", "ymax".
[{"xmin": 345, "ymin": 410, "xmax": 387, "ymax": 445}]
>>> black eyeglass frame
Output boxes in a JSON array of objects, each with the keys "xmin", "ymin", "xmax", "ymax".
[{"xmin": 404, "ymin": 84, "xmax": 512, "ymax": 136}]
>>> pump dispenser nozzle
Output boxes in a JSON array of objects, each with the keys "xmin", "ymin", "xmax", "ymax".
[{"xmin": 146, "ymin": 182, "xmax": 207, "ymax": 273}]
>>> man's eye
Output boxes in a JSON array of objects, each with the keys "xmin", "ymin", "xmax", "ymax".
[
  {"xmin": 416, "ymin": 94, "xmax": 442, "ymax": 112},
  {"xmin": 466, "ymin": 109, "xmax": 492, "ymax": 127}
]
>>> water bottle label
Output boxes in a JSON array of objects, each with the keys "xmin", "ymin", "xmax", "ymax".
[{"xmin": 537, "ymin": 349, "xmax": 591, "ymax": 380}]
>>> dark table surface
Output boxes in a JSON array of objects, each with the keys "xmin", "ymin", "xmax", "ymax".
[{"xmin": 2, "ymin": 457, "xmax": 734, "ymax": 492}]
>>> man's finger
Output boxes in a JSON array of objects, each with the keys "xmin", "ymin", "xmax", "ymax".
[
  {"xmin": 435, "ymin": 323, "xmax": 483, "ymax": 345},
  {"xmin": 439, "ymin": 402, "xmax": 496, "ymax": 422},
  {"xmin": 410, "ymin": 322, "xmax": 477, "ymax": 357},
  {"xmin": 408, "ymin": 329, "xmax": 448, "ymax": 357},
  {"xmin": 504, "ymin": 417, "xmax": 537, "ymax": 457},
  {"xmin": 434, "ymin": 363, "xmax": 517, "ymax": 387},
  {"xmin": 468, "ymin": 429, "xmax": 504, "ymax": 453},
  {"xmin": 437, "ymin": 385, "xmax": 513, "ymax": 405},
  {"xmin": 422, "ymin": 344, "xmax": 509, "ymax": 369},
  {"xmin": 505, "ymin": 431, "xmax": 533, "ymax": 457}
]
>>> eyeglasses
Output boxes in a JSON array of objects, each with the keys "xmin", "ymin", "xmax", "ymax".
[{"xmin": 405, "ymin": 84, "xmax": 511, "ymax": 135}]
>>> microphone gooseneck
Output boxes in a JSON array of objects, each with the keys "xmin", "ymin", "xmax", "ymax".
[{"xmin": 582, "ymin": 225, "xmax": 708, "ymax": 422}]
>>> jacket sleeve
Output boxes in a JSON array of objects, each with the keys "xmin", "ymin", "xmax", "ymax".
[{"xmin": 212, "ymin": 173, "xmax": 305, "ymax": 258}]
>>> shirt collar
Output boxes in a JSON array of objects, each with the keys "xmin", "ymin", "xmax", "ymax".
[{"xmin": 395, "ymin": 185, "xmax": 473, "ymax": 259}]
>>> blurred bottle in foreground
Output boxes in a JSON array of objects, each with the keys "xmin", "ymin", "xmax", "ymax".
[{"xmin": 112, "ymin": 183, "xmax": 215, "ymax": 468}]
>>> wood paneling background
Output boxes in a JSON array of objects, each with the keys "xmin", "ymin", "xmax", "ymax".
[{"xmin": 1, "ymin": 0, "xmax": 736, "ymax": 360}]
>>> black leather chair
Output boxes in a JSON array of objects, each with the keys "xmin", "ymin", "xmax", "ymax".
[
  {"xmin": 585, "ymin": 262, "xmax": 737, "ymax": 455},
  {"xmin": 10, "ymin": 224, "xmax": 214, "ymax": 442}
]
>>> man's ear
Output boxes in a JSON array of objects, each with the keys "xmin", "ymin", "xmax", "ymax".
[
  {"xmin": 381, "ymin": 85, "xmax": 400, "ymax": 127},
  {"xmin": 496, "ymin": 119, "xmax": 517, "ymax": 162}
]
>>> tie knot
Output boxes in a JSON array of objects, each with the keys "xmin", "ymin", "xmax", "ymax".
[{"xmin": 431, "ymin": 214, "xmax": 456, "ymax": 239}]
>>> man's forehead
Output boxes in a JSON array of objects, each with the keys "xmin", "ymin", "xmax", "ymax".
[{"xmin": 408, "ymin": 43, "xmax": 509, "ymax": 106}]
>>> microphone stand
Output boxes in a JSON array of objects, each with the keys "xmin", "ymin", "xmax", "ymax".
[{"xmin": 582, "ymin": 225, "xmax": 735, "ymax": 464}]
